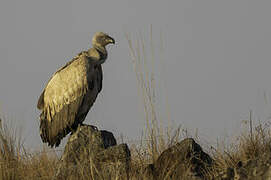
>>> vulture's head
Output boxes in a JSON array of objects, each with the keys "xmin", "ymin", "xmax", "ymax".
[{"xmin": 92, "ymin": 32, "xmax": 115, "ymax": 47}]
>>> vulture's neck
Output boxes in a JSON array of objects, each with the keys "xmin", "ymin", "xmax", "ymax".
[{"xmin": 90, "ymin": 44, "xmax": 107, "ymax": 64}]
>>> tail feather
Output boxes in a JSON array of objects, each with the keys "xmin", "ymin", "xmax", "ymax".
[
  {"xmin": 39, "ymin": 112, "xmax": 48, "ymax": 143},
  {"xmin": 39, "ymin": 109, "xmax": 76, "ymax": 147}
]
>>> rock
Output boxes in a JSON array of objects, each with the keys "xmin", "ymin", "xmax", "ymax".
[
  {"xmin": 233, "ymin": 158, "xmax": 271, "ymax": 180},
  {"xmin": 214, "ymin": 158, "xmax": 271, "ymax": 180},
  {"xmin": 145, "ymin": 138, "xmax": 213, "ymax": 180},
  {"xmin": 218, "ymin": 167, "xmax": 235, "ymax": 180},
  {"xmin": 140, "ymin": 164, "xmax": 155, "ymax": 180},
  {"xmin": 54, "ymin": 124, "xmax": 130, "ymax": 180}
]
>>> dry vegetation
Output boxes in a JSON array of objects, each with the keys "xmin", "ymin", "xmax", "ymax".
[
  {"xmin": 1, "ymin": 30, "xmax": 271, "ymax": 179},
  {"xmin": 1, "ymin": 115, "xmax": 270, "ymax": 179},
  {"xmin": 0, "ymin": 118, "xmax": 58, "ymax": 180}
]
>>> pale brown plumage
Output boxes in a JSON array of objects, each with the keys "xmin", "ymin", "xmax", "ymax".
[{"xmin": 37, "ymin": 32, "xmax": 115, "ymax": 147}]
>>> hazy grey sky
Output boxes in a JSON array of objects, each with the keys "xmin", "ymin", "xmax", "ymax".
[{"xmin": 1, "ymin": 0, "xmax": 271, "ymax": 149}]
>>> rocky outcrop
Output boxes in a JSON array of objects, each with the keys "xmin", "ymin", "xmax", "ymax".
[
  {"xmin": 53, "ymin": 126, "xmax": 271, "ymax": 180},
  {"xmin": 223, "ymin": 158, "xmax": 271, "ymax": 180},
  {"xmin": 143, "ymin": 138, "xmax": 213, "ymax": 180},
  {"xmin": 54, "ymin": 125, "xmax": 130, "ymax": 180}
]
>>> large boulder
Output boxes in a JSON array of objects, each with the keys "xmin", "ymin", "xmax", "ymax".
[
  {"xmin": 54, "ymin": 125, "xmax": 130, "ymax": 180},
  {"xmin": 144, "ymin": 138, "xmax": 213, "ymax": 180}
]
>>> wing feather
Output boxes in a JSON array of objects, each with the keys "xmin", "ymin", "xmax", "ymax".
[{"xmin": 39, "ymin": 52, "xmax": 93, "ymax": 147}]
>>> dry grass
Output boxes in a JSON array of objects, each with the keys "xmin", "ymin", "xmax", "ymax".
[
  {"xmin": 126, "ymin": 28, "xmax": 187, "ymax": 178},
  {"xmin": 0, "ymin": 30, "xmax": 271, "ymax": 179},
  {"xmin": 2, "ymin": 115, "xmax": 271, "ymax": 179},
  {"xmin": 0, "ymin": 117, "xmax": 58, "ymax": 180},
  {"xmin": 209, "ymin": 110, "xmax": 271, "ymax": 178}
]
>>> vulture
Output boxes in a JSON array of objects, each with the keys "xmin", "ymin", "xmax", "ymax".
[{"xmin": 37, "ymin": 32, "xmax": 115, "ymax": 147}]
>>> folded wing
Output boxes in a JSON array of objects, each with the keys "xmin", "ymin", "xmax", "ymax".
[{"xmin": 38, "ymin": 52, "xmax": 99, "ymax": 147}]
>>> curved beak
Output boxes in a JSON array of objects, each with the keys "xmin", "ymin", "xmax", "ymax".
[{"xmin": 107, "ymin": 36, "xmax": 115, "ymax": 44}]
